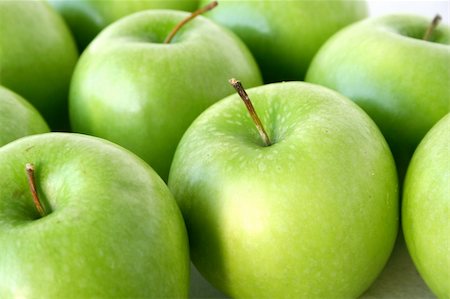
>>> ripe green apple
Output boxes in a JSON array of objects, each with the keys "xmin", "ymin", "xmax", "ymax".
[
  {"xmin": 0, "ymin": 1, "xmax": 78, "ymax": 130},
  {"xmin": 402, "ymin": 113, "xmax": 450, "ymax": 298},
  {"xmin": 48, "ymin": 0, "xmax": 198, "ymax": 49},
  {"xmin": 0, "ymin": 132, "xmax": 189, "ymax": 298},
  {"xmin": 306, "ymin": 14, "xmax": 450, "ymax": 178},
  {"xmin": 198, "ymin": 0, "xmax": 368, "ymax": 82},
  {"xmin": 168, "ymin": 81, "xmax": 398, "ymax": 298},
  {"xmin": 0, "ymin": 86, "xmax": 49, "ymax": 147},
  {"xmin": 69, "ymin": 10, "xmax": 262, "ymax": 181}
]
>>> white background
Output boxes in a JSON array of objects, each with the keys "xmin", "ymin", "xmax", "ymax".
[
  {"xmin": 189, "ymin": 1, "xmax": 449, "ymax": 298},
  {"xmin": 369, "ymin": 0, "xmax": 449, "ymax": 24}
]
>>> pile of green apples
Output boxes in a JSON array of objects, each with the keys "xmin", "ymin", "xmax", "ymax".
[{"xmin": 0, "ymin": 1, "xmax": 448, "ymax": 298}]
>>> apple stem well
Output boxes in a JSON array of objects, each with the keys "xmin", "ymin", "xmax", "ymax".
[
  {"xmin": 229, "ymin": 78, "xmax": 272, "ymax": 146},
  {"xmin": 423, "ymin": 14, "xmax": 442, "ymax": 41},
  {"xmin": 25, "ymin": 163, "xmax": 47, "ymax": 217},
  {"xmin": 164, "ymin": 1, "xmax": 218, "ymax": 44}
]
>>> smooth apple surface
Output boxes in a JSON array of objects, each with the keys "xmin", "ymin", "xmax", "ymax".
[
  {"xmin": 306, "ymin": 14, "xmax": 450, "ymax": 177},
  {"xmin": 402, "ymin": 113, "xmax": 450, "ymax": 298},
  {"xmin": 49, "ymin": 0, "xmax": 198, "ymax": 49},
  {"xmin": 0, "ymin": 1, "xmax": 78, "ymax": 130},
  {"xmin": 69, "ymin": 10, "xmax": 262, "ymax": 181},
  {"xmin": 0, "ymin": 86, "xmax": 49, "ymax": 147},
  {"xmin": 199, "ymin": 0, "xmax": 368, "ymax": 82},
  {"xmin": 169, "ymin": 82, "xmax": 398, "ymax": 298},
  {"xmin": 0, "ymin": 133, "xmax": 189, "ymax": 298}
]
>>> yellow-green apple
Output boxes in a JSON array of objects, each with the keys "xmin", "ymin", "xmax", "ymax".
[
  {"xmin": 69, "ymin": 9, "xmax": 262, "ymax": 181},
  {"xmin": 0, "ymin": 133, "xmax": 189, "ymax": 298},
  {"xmin": 48, "ymin": 0, "xmax": 198, "ymax": 50},
  {"xmin": 168, "ymin": 81, "xmax": 398, "ymax": 298},
  {"xmin": 402, "ymin": 113, "xmax": 450, "ymax": 298},
  {"xmin": 199, "ymin": 0, "xmax": 368, "ymax": 82},
  {"xmin": 0, "ymin": 86, "xmax": 49, "ymax": 147},
  {"xmin": 306, "ymin": 14, "xmax": 450, "ymax": 178},
  {"xmin": 0, "ymin": 0, "xmax": 78, "ymax": 130}
]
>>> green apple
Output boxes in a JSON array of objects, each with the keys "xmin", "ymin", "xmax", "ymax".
[
  {"xmin": 48, "ymin": 0, "xmax": 198, "ymax": 50},
  {"xmin": 0, "ymin": 132, "xmax": 189, "ymax": 298},
  {"xmin": 69, "ymin": 10, "xmax": 262, "ymax": 181},
  {"xmin": 0, "ymin": 0, "xmax": 78, "ymax": 130},
  {"xmin": 198, "ymin": 0, "xmax": 367, "ymax": 82},
  {"xmin": 168, "ymin": 81, "xmax": 398, "ymax": 298},
  {"xmin": 402, "ymin": 113, "xmax": 450, "ymax": 298},
  {"xmin": 0, "ymin": 86, "xmax": 49, "ymax": 147},
  {"xmin": 306, "ymin": 14, "xmax": 450, "ymax": 178}
]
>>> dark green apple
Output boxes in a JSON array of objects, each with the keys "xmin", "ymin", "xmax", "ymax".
[
  {"xmin": 306, "ymin": 14, "xmax": 450, "ymax": 178},
  {"xmin": 0, "ymin": 86, "xmax": 49, "ymax": 147},
  {"xmin": 69, "ymin": 10, "xmax": 262, "ymax": 181},
  {"xmin": 48, "ymin": 0, "xmax": 198, "ymax": 49},
  {"xmin": 0, "ymin": 0, "xmax": 78, "ymax": 130},
  {"xmin": 0, "ymin": 133, "xmax": 189, "ymax": 298},
  {"xmin": 199, "ymin": 0, "xmax": 368, "ymax": 82},
  {"xmin": 169, "ymin": 81, "xmax": 398, "ymax": 298},
  {"xmin": 402, "ymin": 113, "xmax": 450, "ymax": 298}
]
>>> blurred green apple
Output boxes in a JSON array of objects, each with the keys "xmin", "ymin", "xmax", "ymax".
[
  {"xmin": 199, "ymin": 0, "xmax": 368, "ymax": 82},
  {"xmin": 69, "ymin": 9, "xmax": 262, "ymax": 181},
  {"xmin": 306, "ymin": 14, "xmax": 450, "ymax": 178},
  {"xmin": 48, "ymin": 0, "xmax": 198, "ymax": 49},
  {"xmin": 0, "ymin": 86, "xmax": 49, "ymax": 147},
  {"xmin": 0, "ymin": 133, "xmax": 189, "ymax": 298},
  {"xmin": 0, "ymin": 0, "xmax": 78, "ymax": 130},
  {"xmin": 403, "ymin": 113, "xmax": 450, "ymax": 298},
  {"xmin": 169, "ymin": 81, "xmax": 398, "ymax": 298}
]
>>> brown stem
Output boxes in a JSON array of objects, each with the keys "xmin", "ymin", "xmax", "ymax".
[
  {"xmin": 164, "ymin": 1, "xmax": 218, "ymax": 44},
  {"xmin": 423, "ymin": 14, "xmax": 442, "ymax": 41},
  {"xmin": 229, "ymin": 78, "xmax": 272, "ymax": 146},
  {"xmin": 25, "ymin": 163, "xmax": 46, "ymax": 217}
]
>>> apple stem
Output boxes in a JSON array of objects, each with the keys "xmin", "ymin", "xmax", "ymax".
[
  {"xmin": 423, "ymin": 14, "xmax": 442, "ymax": 41},
  {"xmin": 25, "ymin": 163, "xmax": 46, "ymax": 218},
  {"xmin": 229, "ymin": 78, "xmax": 272, "ymax": 146},
  {"xmin": 164, "ymin": 1, "xmax": 218, "ymax": 44}
]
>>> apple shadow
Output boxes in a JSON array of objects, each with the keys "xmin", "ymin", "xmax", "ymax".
[
  {"xmin": 361, "ymin": 230, "xmax": 435, "ymax": 299},
  {"xmin": 189, "ymin": 263, "xmax": 228, "ymax": 299},
  {"xmin": 188, "ymin": 231, "xmax": 435, "ymax": 299}
]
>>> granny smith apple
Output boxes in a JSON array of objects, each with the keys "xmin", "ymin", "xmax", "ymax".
[
  {"xmin": 402, "ymin": 113, "xmax": 450, "ymax": 298},
  {"xmin": 168, "ymin": 81, "xmax": 398, "ymax": 298},
  {"xmin": 48, "ymin": 0, "xmax": 198, "ymax": 50},
  {"xmin": 0, "ymin": 86, "xmax": 49, "ymax": 147},
  {"xmin": 198, "ymin": 0, "xmax": 368, "ymax": 82},
  {"xmin": 69, "ymin": 9, "xmax": 262, "ymax": 181},
  {"xmin": 0, "ymin": 132, "xmax": 189, "ymax": 298},
  {"xmin": 0, "ymin": 1, "xmax": 78, "ymax": 130},
  {"xmin": 306, "ymin": 14, "xmax": 450, "ymax": 178}
]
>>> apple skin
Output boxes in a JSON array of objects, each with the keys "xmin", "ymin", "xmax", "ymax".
[
  {"xmin": 69, "ymin": 10, "xmax": 262, "ymax": 181},
  {"xmin": 402, "ymin": 113, "xmax": 450, "ymax": 298},
  {"xmin": 168, "ymin": 82, "xmax": 398, "ymax": 298},
  {"xmin": 306, "ymin": 14, "xmax": 450, "ymax": 178},
  {"xmin": 0, "ymin": 1, "xmax": 78, "ymax": 130},
  {"xmin": 198, "ymin": 0, "xmax": 368, "ymax": 82},
  {"xmin": 0, "ymin": 86, "xmax": 50, "ymax": 147},
  {"xmin": 0, "ymin": 132, "xmax": 189, "ymax": 298},
  {"xmin": 48, "ymin": 0, "xmax": 198, "ymax": 50}
]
